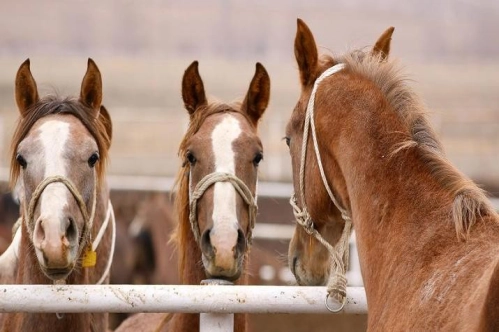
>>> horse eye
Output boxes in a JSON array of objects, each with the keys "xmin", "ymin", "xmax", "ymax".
[
  {"xmin": 253, "ymin": 152, "xmax": 263, "ymax": 166},
  {"xmin": 186, "ymin": 151, "xmax": 197, "ymax": 165},
  {"xmin": 88, "ymin": 153, "xmax": 100, "ymax": 168},
  {"xmin": 284, "ymin": 137, "xmax": 290, "ymax": 147},
  {"xmin": 16, "ymin": 153, "xmax": 27, "ymax": 169}
]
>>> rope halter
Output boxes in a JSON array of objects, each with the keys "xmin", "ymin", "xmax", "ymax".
[
  {"xmin": 21, "ymin": 174, "xmax": 115, "ymax": 284},
  {"xmin": 24, "ymin": 174, "xmax": 97, "ymax": 258},
  {"xmin": 290, "ymin": 63, "xmax": 354, "ymax": 312},
  {"xmin": 17, "ymin": 167, "xmax": 115, "ymax": 320},
  {"xmin": 189, "ymin": 172, "xmax": 258, "ymax": 246}
]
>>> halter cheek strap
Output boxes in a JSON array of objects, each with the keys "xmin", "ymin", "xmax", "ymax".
[
  {"xmin": 289, "ymin": 63, "xmax": 353, "ymax": 312},
  {"xmin": 188, "ymin": 171, "xmax": 258, "ymax": 246}
]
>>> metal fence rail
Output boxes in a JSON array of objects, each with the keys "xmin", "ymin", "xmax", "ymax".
[{"xmin": 0, "ymin": 285, "xmax": 367, "ymax": 315}]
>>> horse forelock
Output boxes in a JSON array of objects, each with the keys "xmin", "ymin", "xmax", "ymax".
[
  {"xmin": 320, "ymin": 50, "xmax": 496, "ymax": 238},
  {"xmin": 10, "ymin": 96, "xmax": 111, "ymax": 189}
]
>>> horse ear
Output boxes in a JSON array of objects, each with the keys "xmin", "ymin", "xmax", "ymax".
[
  {"xmin": 372, "ymin": 27, "xmax": 395, "ymax": 61},
  {"xmin": 295, "ymin": 18, "xmax": 319, "ymax": 87},
  {"xmin": 80, "ymin": 58, "xmax": 103, "ymax": 117},
  {"xmin": 98, "ymin": 105, "xmax": 112, "ymax": 148},
  {"xmin": 242, "ymin": 63, "xmax": 270, "ymax": 126},
  {"xmin": 15, "ymin": 59, "xmax": 39, "ymax": 117},
  {"xmin": 182, "ymin": 61, "xmax": 207, "ymax": 116}
]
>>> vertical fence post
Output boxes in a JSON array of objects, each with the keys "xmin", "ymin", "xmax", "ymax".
[
  {"xmin": 199, "ymin": 279, "xmax": 235, "ymax": 332},
  {"xmin": 200, "ymin": 312, "xmax": 234, "ymax": 332}
]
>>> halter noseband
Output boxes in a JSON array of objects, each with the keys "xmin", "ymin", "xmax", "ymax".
[
  {"xmin": 189, "ymin": 172, "xmax": 258, "ymax": 246},
  {"xmin": 289, "ymin": 63, "xmax": 353, "ymax": 312},
  {"xmin": 24, "ymin": 174, "xmax": 97, "ymax": 257}
]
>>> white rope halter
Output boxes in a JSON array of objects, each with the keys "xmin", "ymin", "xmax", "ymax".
[
  {"xmin": 289, "ymin": 63, "xmax": 353, "ymax": 312},
  {"xmin": 189, "ymin": 172, "xmax": 258, "ymax": 246},
  {"xmin": 24, "ymin": 174, "xmax": 98, "ymax": 259}
]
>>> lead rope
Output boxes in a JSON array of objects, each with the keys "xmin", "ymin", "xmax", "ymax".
[
  {"xmin": 189, "ymin": 172, "xmax": 258, "ymax": 245},
  {"xmin": 93, "ymin": 201, "xmax": 116, "ymax": 285},
  {"xmin": 291, "ymin": 63, "xmax": 353, "ymax": 312}
]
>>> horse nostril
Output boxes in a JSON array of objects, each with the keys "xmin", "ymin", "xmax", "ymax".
[
  {"xmin": 235, "ymin": 228, "xmax": 246, "ymax": 256},
  {"xmin": 66, "ymin": 218, "xmax": 77, "ymax": 243},
  {"xmin": 35, "ymin": 220, "xmax": 46, "ymax": 244},
  {"xmin": 201, "ymin": 228, "xmax": 215, "ymax": 258}
]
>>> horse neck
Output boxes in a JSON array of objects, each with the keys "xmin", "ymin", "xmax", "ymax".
[
  {"xmin": 318, "ymin": 106, "xmax": 454, "ymax": 287},
  {"xmin": 320, "ymin": 100, "xmax": 499, "ymax": 307}
]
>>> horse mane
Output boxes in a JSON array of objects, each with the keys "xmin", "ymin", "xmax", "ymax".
[
  {"xmin": 322, "ymin": 51, "xmax": 496, "ymax": 239},
  {"xmin": 172, "ymin": 100, "xmax": 250, "ymax": 279},
  {"xmin": 10, "ymin": 95, "xmax": 111, "ymax": 188}
]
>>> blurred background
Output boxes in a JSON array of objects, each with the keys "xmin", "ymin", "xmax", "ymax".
[{"xmin": 0, "ymin": 0, "xmax": 498, "ymax": 331}]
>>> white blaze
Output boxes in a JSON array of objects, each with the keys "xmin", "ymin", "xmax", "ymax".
[
  {"xmin": 37, "ymin": 120, "xmax": 70, "ymax": 232},
  {"xmin": 211, "ymin": 115, "xmax": 242, "ymax": 242}
]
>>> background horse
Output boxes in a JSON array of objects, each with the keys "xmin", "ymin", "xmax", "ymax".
[
  {"xmin": 2, "ymin": 59, "xmax": 114, "ymax": 332},
  {"xmin": 286, "ymin": 19, "xmax": 499, "ymax": 330},
  {"xmin": 116, "ymin": 60, "xmax": 270, "ymax": 332}
]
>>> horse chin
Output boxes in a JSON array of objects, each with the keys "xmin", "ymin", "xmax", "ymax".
[
  {"xmin": 41, "ymin": 266, "xmax": 74, "ymax": 281},
  {"xmin": 202, "ymin": 256, "xmax": 243, "ymax": 281},
  {"xmin": 205, "ymin": 270, "xmax": 242, "ymax": 282},
  {"xmin": 293, "ymin": 264, "xmax": 329, "ymax": 286},
  {"xmin": 34, "ymin": 248, "xmax": 75, "ymax": 281},
  {"xmin": 297, "ymin": 275, "xmax": 328, "ymax": 286}
]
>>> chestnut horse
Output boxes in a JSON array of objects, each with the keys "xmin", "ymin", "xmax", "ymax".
[
  {"xmin": 286, "ymin": 19, "xmax": 499, "ymax": 330},
  {"xmin": 2, "ymin": 59, "xmax": 115, "ymax": 332},
  {"xmin": 115, "ymin": 61, "xmax": 270, "ymax": 332}
]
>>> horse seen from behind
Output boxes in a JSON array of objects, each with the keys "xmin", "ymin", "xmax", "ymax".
[{"xmin": 286, "ymin": 19, "xmax": 499, "ymax": 331}]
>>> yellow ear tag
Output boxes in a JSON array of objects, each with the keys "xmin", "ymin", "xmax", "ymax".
[{"xmin": 82, "ymin": 246, "xmax": 97, "ymax": 268}]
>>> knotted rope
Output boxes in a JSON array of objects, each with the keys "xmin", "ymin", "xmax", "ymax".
[
  {"xmin": 290, "ymin": 63, "xmax": 353, "ymax": 312},
  {"xmin": 189, "ymin": 172, "xmax": 257, "ymax": 245}
]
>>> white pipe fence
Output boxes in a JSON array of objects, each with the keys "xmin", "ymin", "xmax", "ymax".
[{"xmin": 0, "ymin": 285, "xmax": 367, "ymax": 314}]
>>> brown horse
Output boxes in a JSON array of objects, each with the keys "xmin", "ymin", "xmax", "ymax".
[
  {"xmin": 286, "ymin": 19, "xmax": 499, "ymax": 330},
  {"xmin": 115, "ymin": 61, "xmax": 270, "ymax": 332},
  {"xmin": 2, "ymin": 59, "xmax": 114, "ymax": 332}
]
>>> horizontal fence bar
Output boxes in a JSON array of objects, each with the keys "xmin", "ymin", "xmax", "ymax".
[
  {"xmin": 0, "ymin": 285, "xmax": 367, "ymax": 314},
  {"xmin": 108, "ymin": 175, "xmax": 294, "ymax": 198},
  {"xmin": 252, "ymin": 223, "xmax": 295, "ymax": 240}
]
